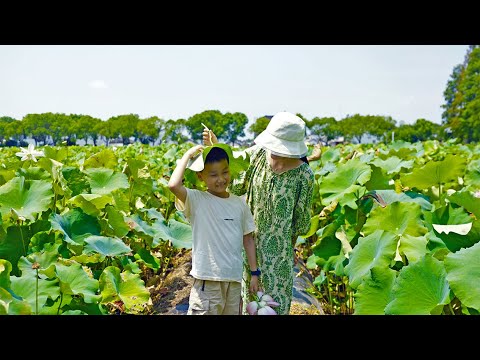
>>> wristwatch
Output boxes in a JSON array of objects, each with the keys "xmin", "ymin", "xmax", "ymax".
[{"xmin": 250, "ymin": 268, "xmax": 261, "ymax": 276}]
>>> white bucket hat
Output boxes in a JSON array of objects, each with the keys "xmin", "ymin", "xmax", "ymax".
[{"xmin": 254, "ymin": 111, "xmax": 308, "ymax": 158}]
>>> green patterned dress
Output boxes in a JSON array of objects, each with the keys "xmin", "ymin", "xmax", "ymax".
[{"xmin": 230, "ymin": 146, "xmax": 314, "ymax": 315}]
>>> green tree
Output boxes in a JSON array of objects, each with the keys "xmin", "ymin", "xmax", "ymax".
[
  {"xmin": 22, "ymin": 113, "xmax": 51, "ymax": 145},
  {"xmin": 442, "ymin": 45, "xmax": 480, "ymax": 143},
  {"xmin": 249, "ymin": 116, "xmax": 270, "ymax": 138},
  {"xmin": 222, "ymin": 112, "xmax": 248, "ymax": 146},
  {"xmin": 163, "ymin": 119, "xmax": 188, "ymax": 143},
  {"xmin": 138, "ymin": 116, "xmax": 164, "ymax": 145},
  {"xmin": 186, "ymin": 110, "xmax": 224, "ymax": 142},
  {"xmin": 306, "ymin": 116, "xmax": 338, "ymax": 143}
]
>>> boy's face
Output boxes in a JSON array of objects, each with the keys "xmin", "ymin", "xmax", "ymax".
[{"xmin": 198, "ymin": 158, "xmax": 231, "ymax": 197}]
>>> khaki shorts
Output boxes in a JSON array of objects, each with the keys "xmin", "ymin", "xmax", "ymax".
[{"xmin": 187, "ymin": 278, "xmax": 241, "ymax": 315}]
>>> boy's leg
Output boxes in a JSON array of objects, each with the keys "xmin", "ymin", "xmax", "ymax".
[
  {"xmin": 222, "ymin": 281, "xmax": 242, "ymax": 315},
  {"xmin": 187, "ymin": 279, "xmax": 223, "ymax": 315}
]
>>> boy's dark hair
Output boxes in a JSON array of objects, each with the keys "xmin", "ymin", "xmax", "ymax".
[{"xmin": 204, "ymin": 147, "xmax": 229, "ymax": 165}]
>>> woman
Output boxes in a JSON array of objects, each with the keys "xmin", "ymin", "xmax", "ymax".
[{"xmin": 203, "ymin": 112, "xmax": 316, "ymax": 315}]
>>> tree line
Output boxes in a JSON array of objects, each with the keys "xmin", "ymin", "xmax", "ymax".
[{"xmin": 1, "ymin": 45, "xmax": 478, "ymax": 147}]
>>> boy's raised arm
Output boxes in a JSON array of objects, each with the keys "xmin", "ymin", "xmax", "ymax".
[{"xmin": 168, "ymin": 144, "xmax": 204, "ymax": 204}]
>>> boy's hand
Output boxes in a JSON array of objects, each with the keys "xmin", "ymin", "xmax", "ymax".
[{"xmin": 184, "ymin": 144, "xmax": 204, "ymax": 159}]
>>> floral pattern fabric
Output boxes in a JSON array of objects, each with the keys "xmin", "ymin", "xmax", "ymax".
[{"xmin": 230, "ymin": 146, "xmax": 314, "ymax": 315}]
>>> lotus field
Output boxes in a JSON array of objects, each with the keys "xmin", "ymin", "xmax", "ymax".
[{"xmin": 0, "ymin": 139, "xmax": 479, "ymax": 315}]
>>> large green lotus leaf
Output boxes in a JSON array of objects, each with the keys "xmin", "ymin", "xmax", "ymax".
[
  {"xmin": 50, "ymin": 208, "xmax": 101, "ymax": 246},
  {"xmin": 424, "ymin": 206, "xmax": 479, "ymax": 252},
  {"xmin": 133, "ymin": 247, "xmax": 161, "ymax": 271},
  {"xmin": 126, "ymin": 214, "xmax": 156, "ymax": 246},
  {"xmin": 84, "ymin": 235, "xmax": 132, "ymax": 257},
  {"xmin": 0, "ymin": 259, "xmax": 12, "ymax": 289},
  {"xmin": 364, "ymin": 165, "xmax": 392, "ymax": 191},
  {"xmin": 62, "ymin": 166, "xmax": 90, "ymax": 196},
  {"xmin": 464, "ymin": 159, "xmax": 480, "ymax": 189},
  {"xmin": 105, "ymin": 205, "xmax": 130, "ymax": 238},
  {"xmin": 315, "ymin": 161, "xmax": 336, "ymax": 177},
  {"xmin": 10, "ymin": 257, "xmax": 60, "ymax": 314},
  {"xmin": 111, "ymin": 189, "xmax": 130, "ymax": 214},
  {"xmin": 321, "ymin": 147, "xmax": 341, "ymax": 164},
  {"xmin": 29, "ymin": 230, "xmax": 62, "ymax": 254},
  {"xmin": 0, "ymin": 177, "xmax": 53, "ymax": 222},
  {"xmin": 371, "ymin": 156, "xmax": 414, "ymax": 175},
  {"xmin": 448, "ymin": 189, "xmax": 480, "ymax": 219},
  {"xmin": 162, "ymin": 146, "xmax": 178, "ymax": 163},
  {"xmin": 444, "ymin": 241, "xmax": 480, "ymax": 310},
  {"xmin": 0, "ymin": 169, "xmax": 15, "ymax": 186},
  {"xmin": 319, "ymin": 158, "xmax": 371, "ymax": 208},
  {"xmin": 151, "ymin": 219, "xmax": 193, "ymax": 249},
  {"xmin": 344, "ymin": 230, "xmax": 398, "ymax": 289},
  {"xmin": 63, "ymin": 297, "xmax": 107, "ymax": 315},
  {"xmin": 37, "ymin": 158, "xmax": 71, "ymax": 197},
  {"xmin": 306, "ymin": 254, "xmax": 322, "ymax": 270},
  {"xmin": 324, "ymin": 254, "xmax": 347, "ymax": 276},
  {"xmin": 0, "ymin": 226, "xmax": 32, "ymax": 276},
  {"xmin": 397, "ymin": 234, "xmax": 428, "ymax": 264},
  {"xmin": 371, "ymin": 190, "xmax": 432, "ymax": 211},
  {"xmin": 401, "ymin": 154, "xmax": 467, "ymax": 190},
  {"xmin": 99, "ymin": 266, "xmax": 151, "ymax": 313},
  {"xmin": 353, "ymin": 266, "xmax": 396, "ymax": 315},
  {"xmin": 17, "ymin": 166, "xmax": 51, "ymax": 181},
  {"xmin": 311, "ymin": 223, "xmax": 343, "ymax": 263},
  {"xmin": 0, "ymin": 287, "xmax": 32, "ymax": 314},
  {"xmin": 302, "ymin": 214, "xmax": 321, "ymax": 239},
  {"xmin": 85, "ymin": 168, "xmax": 129, "ymax": 195},
  {"xmin": 384, "ymin": 255, "xmax": 450, "ymax": 315},
  {"xmin": 54, "ymin": 262, "xmax": 100, "ymax": 304},
  {"xmin": 28, "ymin": 243, "xmax": 61, "ymax": 272},
  {"xmin": 83, "ymin": 149, "xmax": 117, "ymax": 169},
  {"xmin": 363, "ymin": 201, "xmax": 427, "ymax": 238},
  {"xmin": 124, "ymin": 159, "xmax": 153, "ymax": 197},
  {"xmin": 43, "ymin": 146, "xmax": 68, "ymax": 162},
  {"xmin": 140, "ymin": 208, "xmax": 165, "ymax": 222},
  {"xmin": 69, "ymin": 193, "xmax": 113, "ymax": 216}
]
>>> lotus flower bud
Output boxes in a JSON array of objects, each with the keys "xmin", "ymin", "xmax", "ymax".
[
  {"xmin": 257, "ymin": 305, "xmax": 277, "ymax": 315},
  {"xmin": 246, "ymin": 301, "xmax": 259, "ymax": 315}
]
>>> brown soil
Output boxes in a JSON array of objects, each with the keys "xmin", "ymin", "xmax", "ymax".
[
  {"xmin": 147, "ymin": 249, "xmax": 324, "ymax": 315},
  {"xmin": 148, "ymin": 250, "xmax": 194, "ymax": 315}
]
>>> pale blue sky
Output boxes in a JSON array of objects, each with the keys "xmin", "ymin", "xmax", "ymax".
[{"xmin": 0, "ymin": 45, "xmax": 468, "ymax": 128}]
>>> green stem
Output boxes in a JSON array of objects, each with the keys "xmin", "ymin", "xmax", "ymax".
[
  {"xmin": 57, "ymin": 293, "xmax": 63, "ymax": 315},
  {"xmin": 19, "ymin": 222, "xmax": 26, "ymax": 256},
  {"xmin": 448, "ymin": 302, "xmax": 455, "ymax": 315},
  {"xmin": 35, "ymin": 268, "xmax": 39, "ymax": 315}
]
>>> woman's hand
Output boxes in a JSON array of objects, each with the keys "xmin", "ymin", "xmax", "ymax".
[
  {"xmin": 202, "ymin": 128, "xmax": 218, "ymax": 146},
  {"xmin": 307, "ymin": 144, "xmax": 322, "ymax": 162}
]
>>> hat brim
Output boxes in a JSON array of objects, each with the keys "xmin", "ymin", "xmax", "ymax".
[{"xmin": 254, "ymin": 130, "xmax": 308, "ymax": 158}]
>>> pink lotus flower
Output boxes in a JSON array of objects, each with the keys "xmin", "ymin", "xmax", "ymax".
[{"xmin": 246, "ymin": 291, "xmax": 280, "ymax": 315}]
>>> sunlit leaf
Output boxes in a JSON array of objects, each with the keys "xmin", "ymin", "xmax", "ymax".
[{"xmin": 384, "ymin": 255, "xmax": 450, "ymax": 315}]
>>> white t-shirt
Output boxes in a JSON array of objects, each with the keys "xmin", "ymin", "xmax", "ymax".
[{"xmin": 176, "ymin": 188, "xmax": 256, "ymax": 283}]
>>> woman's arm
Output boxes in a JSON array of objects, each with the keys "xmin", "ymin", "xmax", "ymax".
[{"xmin": 243, "ymin": 232, "xmax": 260, "ymax": 294}]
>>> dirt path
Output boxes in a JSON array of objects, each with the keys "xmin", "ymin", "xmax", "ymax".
[{"xmin": 149, "ymin": 250, "xmax": 324, "ymax": 315}]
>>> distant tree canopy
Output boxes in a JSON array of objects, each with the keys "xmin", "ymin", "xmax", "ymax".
[
  {"xmin": 4, "ymin": 46, "xmax": 480, "ymax": 149},
  {"xmin": 442, "ymin": 45, "xmax": 480, "ymax": 143}
]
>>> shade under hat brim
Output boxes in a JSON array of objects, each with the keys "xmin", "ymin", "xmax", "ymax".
[{"xmin": 254, "ymin": 130, "xmax": 308, "ymax": 158}]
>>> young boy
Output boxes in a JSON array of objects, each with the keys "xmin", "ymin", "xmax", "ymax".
[{"xmin": 168, "ymin": 143, "xmax": 259, "ymax": 315}]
